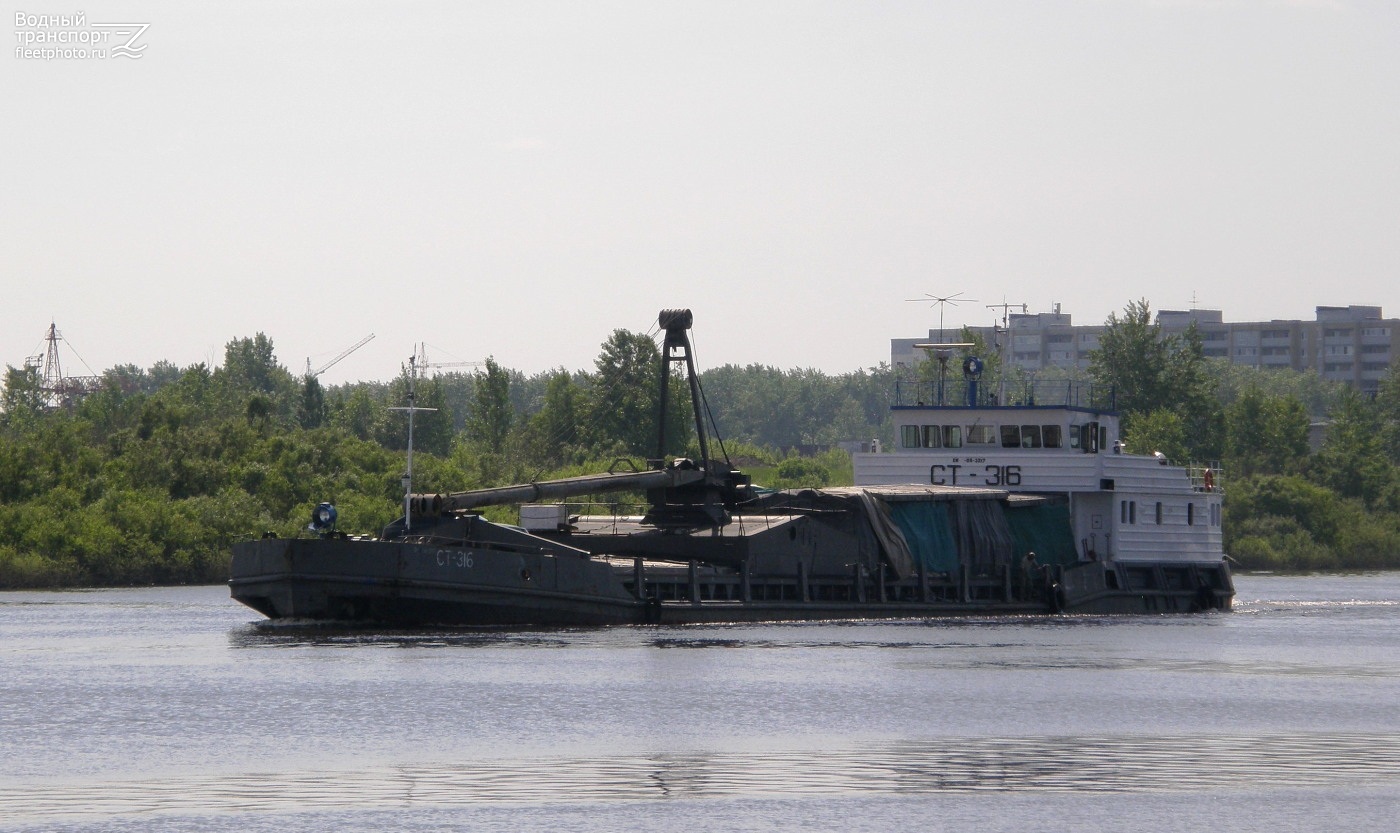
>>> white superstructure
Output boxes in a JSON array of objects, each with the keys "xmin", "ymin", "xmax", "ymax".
[{"xmin": 853, "ymin": 402, "xmax": 1224, "ymax": 566}]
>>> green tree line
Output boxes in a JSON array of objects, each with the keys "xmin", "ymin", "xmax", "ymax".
[
  {"xmin": 4, "ymin": 301, "xmax": 1400, "ymax": 587},
  {"xmin": 0, "ymin": 329, "xmax": 883, "ymax": 588}
]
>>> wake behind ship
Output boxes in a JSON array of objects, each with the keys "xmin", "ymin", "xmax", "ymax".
[{"xmin": 230, "ymin": 310, "xmax": 1232, "ymax": 626}]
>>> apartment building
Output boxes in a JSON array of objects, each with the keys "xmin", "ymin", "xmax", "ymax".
[{"xmin": 893, "ymin": 305, "xmax": 1396, "ymax": 394}]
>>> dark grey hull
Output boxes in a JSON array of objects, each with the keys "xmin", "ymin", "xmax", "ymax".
[
  {"xmin": 230, "ymin": 537, "xmax": 641, "ymax": 627},
  {"xmin": 230, "ymin": 537, "xmax": 1233, "ymax": 627}
]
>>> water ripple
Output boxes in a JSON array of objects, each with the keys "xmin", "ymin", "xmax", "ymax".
[{"xmin": 3, "ymin": 732, "xmax": 1397, "ymax": 824}]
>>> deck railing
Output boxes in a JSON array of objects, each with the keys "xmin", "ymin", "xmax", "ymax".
[
  {"xmin": 1187, "ymin": 462, "xmax": 1225, "ymax": 494},
  {"xmin": 892, "ymin": 377, "xmax": 1115, "ymax": 410}
]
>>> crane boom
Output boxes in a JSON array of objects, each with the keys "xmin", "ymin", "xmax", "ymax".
[
  {"xmin": 415, "ymin": 342, "xmax": 483, "ymax": 372},
  {"xmin": 411, "ymin": 467, "xmax": 706, "ymax": 514},
  {"xmin": 309, "ymin": 333, "xmax": 375, "ymax": 378}
]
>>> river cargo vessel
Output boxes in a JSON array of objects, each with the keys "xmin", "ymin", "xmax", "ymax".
[{"xmin": 229, "ymin": 310, "xmax": 1231, "ymax": 626}]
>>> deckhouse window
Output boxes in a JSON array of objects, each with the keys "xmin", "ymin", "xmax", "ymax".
[
  {"xmin": 1021, "ymin": 425, "xmax": 1042, "ymax": 448},
  {"xmin": 967, "ymin": 425, "xmax": 996, "ymax": 444},
  {"xmin": 1188, "ymin": 504, "xmax": 1195, "ymax": 526},
  {"xmin": 922, "ymin": 425, "xmax": 941, "ymax": 448},
  {"xmin": 1155, "ymin": 502, "xmax": 1163, "ymax": 524},
  {"xmin": 1000, "ymin": 425, "xmax": 1021, "ymax": 448},
  {"xmin": 901, "ymin": 425, "xmax": 920, "ymax": 448},
  {"xmin": 1043, "ymin": 425, "xmax": 1063, "ymax": 448},
  {"xmin": 943, "ymin": 426, "xmax": 962, "ymax": 448},
  {"xmin": 1079, "ymin": 422, "xmax": 1101, "ymax": 453}
]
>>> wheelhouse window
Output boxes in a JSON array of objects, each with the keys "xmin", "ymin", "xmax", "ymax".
[
  {"xmin": 967, "ymin": 425, "xmax": 996, "ymax": 444},
  {"xmin": 914, "ymin": 422, "xmax": 1065, "ymax": 451},
  {"xmin": 1079, "ymin": 422, "xmax": 1101, "ymax": 453}
]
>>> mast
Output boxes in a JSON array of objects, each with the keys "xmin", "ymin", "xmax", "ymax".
[
  {"xmin": 41, "ymin": 322, "xmax": 64, "ymax": 397},
  {"xmin": 985, "ymin": 300, "xmax": 1026, "ymax": 406},
  {"xmin": 655, "ymin": 308, "xmax": 711, "ymax": 467},
  {"xmin": 388, "ymin": 354, "xmax": 437, "ymax": 533}
]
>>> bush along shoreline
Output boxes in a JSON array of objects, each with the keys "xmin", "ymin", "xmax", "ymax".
[{"xmin": 4, "ymin": 307, "xmax": 1400, "ymax": 589}]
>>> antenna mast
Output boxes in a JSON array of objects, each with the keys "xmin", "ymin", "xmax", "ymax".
[
  {"xmin": 906, "ymin": 291, "xmax": 979, "ymax": 344},
  {"xmin": 985, "ymin": 300, "xmax": 1027, "ymax": 406},
  {"xmin": 985, "ymin": 300, "xmax": 1027, "ymax": 330},
  {"xmin": 907, "ymin": 292, "xmax": 979, "ymax": 405},
  {"xmin": 388, "ymin": 354, "xmax": 438, "ymax": 533}
]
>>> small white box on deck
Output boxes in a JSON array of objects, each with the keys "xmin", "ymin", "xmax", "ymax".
[{"xmin": 520, "ymin": 504, "xmax": 570, "ymax": 532}]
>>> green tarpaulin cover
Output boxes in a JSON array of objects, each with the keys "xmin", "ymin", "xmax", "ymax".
[
  {"xmin": 1004, "ymin": 501, "xmax": 1077, "ymax": 566},
  {"xmin": 887, "ymin": 500, "xmax": 959, "ymax": 573}
]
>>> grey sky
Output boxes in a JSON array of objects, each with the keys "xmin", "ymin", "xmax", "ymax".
[{"xmin": 5, "ymin": 1, "xmax": 1397, "ymax": 386}]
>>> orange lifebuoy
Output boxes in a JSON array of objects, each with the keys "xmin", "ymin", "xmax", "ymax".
[{"xmin": 1203, "ymin": 469, "xmax": 1214, "ymax": 492}]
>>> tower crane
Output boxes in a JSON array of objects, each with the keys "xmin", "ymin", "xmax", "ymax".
[
  {"xmin": 414, "ymin": 343, "xmax": 483, "ymax": 375},
  {"xmin": 25, "ymin": 322, "xmax": 100, "ymax": 407},
  {"xmin": 305, "ymin": 333, "xmax": 375, "ymax": 379}
]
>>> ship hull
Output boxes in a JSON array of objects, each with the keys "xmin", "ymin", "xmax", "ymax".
[{"xmin": 230, "ymin": 537, "xmax": 1232, "ymax": 627}]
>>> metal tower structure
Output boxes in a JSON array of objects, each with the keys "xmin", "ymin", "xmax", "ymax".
[{"xmin": 25, "ymin": 322, "xmax": 101, "ymax": 407}]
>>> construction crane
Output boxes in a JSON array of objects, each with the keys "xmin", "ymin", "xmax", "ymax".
[
  {"xmin": 24, "ymin": 322, "xmax": 101, "ymax": 407},
  {"xmin": 305, "ymin": 333, "xmax": 375, "ymax": 379},
  {"xmin": 414, "ymin": 342, "xmax": 483, "ymax": 375}
]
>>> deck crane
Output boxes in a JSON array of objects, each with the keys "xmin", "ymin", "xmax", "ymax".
[{"xmin": 305, "ymin": 333, "xmax": 375, "ymax": 379}]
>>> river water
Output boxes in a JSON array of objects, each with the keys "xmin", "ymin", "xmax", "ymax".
[{"xmin": 1, "ymin": 573, "xmax": 1398, "ymax": 831}]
